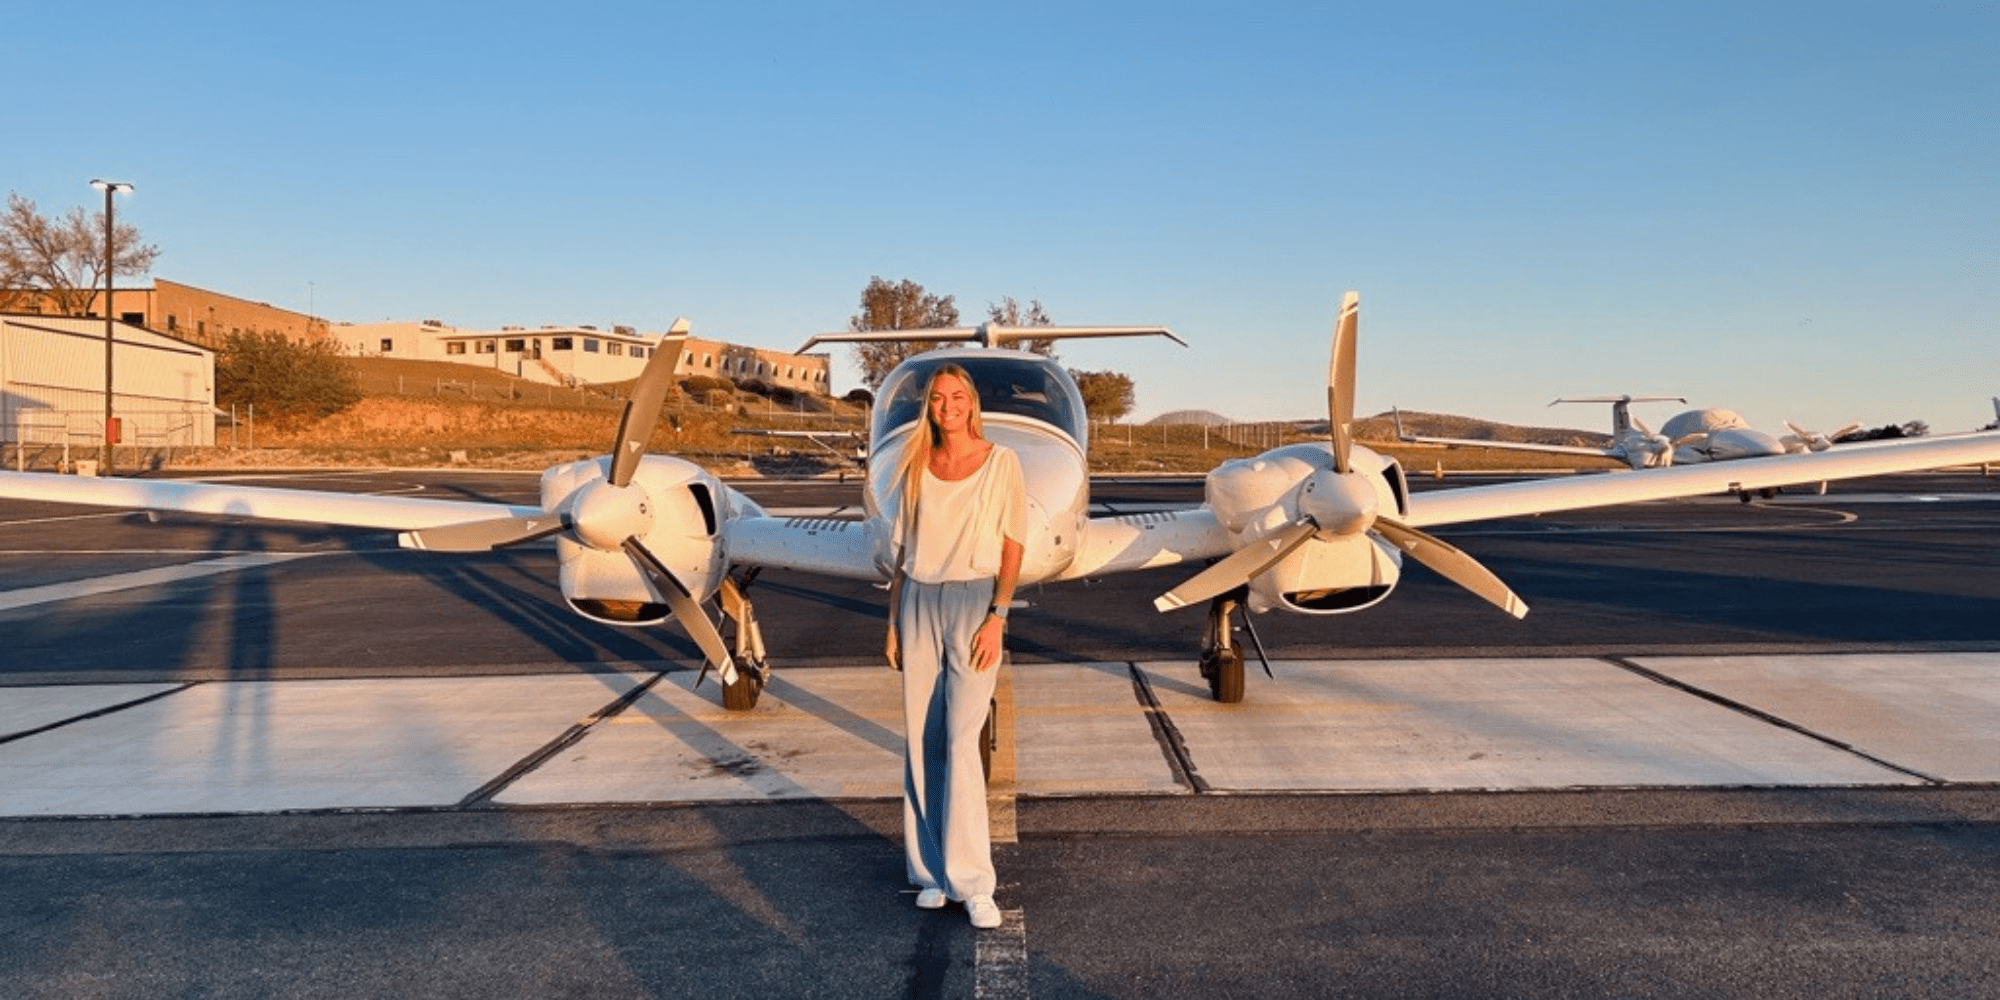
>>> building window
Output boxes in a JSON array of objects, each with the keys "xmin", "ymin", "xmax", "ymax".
[
  {"xmin": 504, "ymin": 339, "xmax": 525, "ymax": 352},
  {"xmin": 476, "ymin": 340, "xmax": 496, "ymax": 354},
  {"xmin": 583, "ymin": 338, "xmax": 600, "ymax": 353},
  {"xmin": 606, "ymin": 342, "xmax": 623, "ymax": 356},
  {"xmin": 631, "ymin": 346, "xmax": 646, "ymax": 359},
  {"xmin": 166, "ymin": 315, "xmax": 177, "ymax": 330},
  {"xmin": 552, "ymin": 337, "xmax": 573, "ymax": 351},
  {"xmin": 446, "ymin": 342, "xmax": 467, "ymax": 355},
  {"xmin": 704, "ymin": 354, "xmax": 715, "ymax": 368},
  {"xmin": 380, "ymin": 338, "xmax": 394, "ymax": 353}
]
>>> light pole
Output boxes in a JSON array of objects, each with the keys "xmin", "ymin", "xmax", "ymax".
[{"xmin": 90, "ymin": 179, "xmax": 132, "ymax": 474}]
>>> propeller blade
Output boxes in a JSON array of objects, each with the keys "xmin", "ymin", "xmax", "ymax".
[
  {"xmin": 1372, "ymin": 517, "xmax": 1528, "ymax": 619},
  {"xmin": 623, "ymin": 537, "xmax": 739, "ymax": 685},
  {"xmin": 1327, "ymin": 291, "xmax": 1359, "ymax": 474},
  {"xmin": 398, "ymin": 514, "xmax": 567, "ymax": 552},
  {"xmin": 1155, "ymin": 520, "xmax": 1317, "ymax": 613},
  {"xmin": 609, "ymin": 319, "xmax": 690, "ymax": 488}
]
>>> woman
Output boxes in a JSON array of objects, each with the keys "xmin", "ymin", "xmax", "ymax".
[{"xmin": 885, "ymin": 363, "xmax": 1026, "ymax": 931}]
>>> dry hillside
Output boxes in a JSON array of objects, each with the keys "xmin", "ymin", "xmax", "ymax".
[{"xmin": 160, "ymin": 358, "xmax": 1614, "ymax": 474}]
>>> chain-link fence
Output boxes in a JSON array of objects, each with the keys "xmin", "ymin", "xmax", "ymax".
[{"xmin": 4, "ymin": 409, "xmax": 212, "ymax": 472}]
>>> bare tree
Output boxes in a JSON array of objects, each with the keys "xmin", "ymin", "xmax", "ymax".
[
  {"xmin": 0, "ymin": 193, "xmax": 160, "ymax": 316},
  {"xmin": 849, "ymin": 276, "xmax": 959, "ymax": 389},
  {"xmin": 986, "ymin": 295, "xmax": 1057, "ymax": 358}
]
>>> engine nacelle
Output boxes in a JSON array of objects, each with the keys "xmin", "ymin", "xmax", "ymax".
[
  {"xmin": 541, "ymin": 455, "xmax": 731, "ymax": 627},
  {"xmin": 1248, "ymin": 533, "xmax": 1400, "ymax": 614},
  {"xmin": 1206, "ymin": 441, "xmax": 1411, "ymax": 614}
]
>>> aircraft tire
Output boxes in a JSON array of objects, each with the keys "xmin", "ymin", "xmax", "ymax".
[
  {"xmin": 1207, "ymin": 648, "xmax": 1245, "ymax": 704},
  {"xmin": 722, "ymin": 668, "xmax": 764, "ymax": 710}
]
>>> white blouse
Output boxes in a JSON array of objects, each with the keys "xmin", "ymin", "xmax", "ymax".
[{"xmin": 901, "ymin": 444, "xmax": 1029, "ymax": 584}]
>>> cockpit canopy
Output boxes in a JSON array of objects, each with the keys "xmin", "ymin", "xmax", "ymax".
[{"xmin": 872, "ymin": 352, "xmax": 1089, "ymax": 447}]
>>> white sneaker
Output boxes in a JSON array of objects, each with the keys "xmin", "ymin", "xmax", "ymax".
[
  {"xmin": 966, "ymin": 895, "xmax": 1003, "ymax": 930},
  {"xmin": 914, "ymin": 887, "xmax": 947, "ymax": 910}
]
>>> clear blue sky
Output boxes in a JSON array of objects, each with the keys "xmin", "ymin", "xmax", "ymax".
[{"xmin": 7, "ymin": 0, "xmax": 1994, "ymax": 433}]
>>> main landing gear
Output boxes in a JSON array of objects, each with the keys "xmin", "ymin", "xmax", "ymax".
[
  {"xmin": 1197, "ymin": 587, "xmax": 1272, "ymax": 704},
  {"xmin": 715, "ymin": 572, "xmax": 770, "ymax": 710}
]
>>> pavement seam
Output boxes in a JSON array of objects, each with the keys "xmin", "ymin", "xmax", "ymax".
[
  {"xmin": 1128, "ymin": 662, "xmax": 1208, "ymax": 793},
  {"xmin": 0, "ymin": 682, "xmax": 202, "ymax": 746},
  {"xmin": 456, "ymin": 670, "xmax": 668, "ymax": 807},
  {"xmin": 1601, "ymin": 654, "xmax": 1948, "ymax": 785}
]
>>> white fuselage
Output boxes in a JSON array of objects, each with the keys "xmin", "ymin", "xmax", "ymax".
[
  {"xmin": 863, "ymin": 418, "xmax": 1088, "ymax": 584},
  {"xmin": 859, "ymin": 348, "xmax": 1095, "ymax": 584},
  {"xmin": 1672, "ymin": 427, "xmax": 1789, "ymax": 464}
]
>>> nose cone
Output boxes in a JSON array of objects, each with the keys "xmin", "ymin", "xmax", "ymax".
[{"xmin": 1299, "ymin": 467, "xmax": 1379, "ymax": 537}]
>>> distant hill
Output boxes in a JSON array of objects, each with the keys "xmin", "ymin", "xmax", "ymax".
[
  {"xmin": 1147, "ymin": 409, "xmax": 1232, "ymax": 427},
  {"xmin": 1354, "ymin": 409, "xmax": 1611, "ymax": 448}
]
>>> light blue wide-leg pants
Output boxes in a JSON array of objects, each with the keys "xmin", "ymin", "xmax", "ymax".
[{"xmin": 899, "ymin": 578, "xmax": 999, "ymax": 901}]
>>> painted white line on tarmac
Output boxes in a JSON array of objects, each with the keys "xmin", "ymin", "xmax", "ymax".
[
  {"xmin": 0, "ymin": 552, "xmax": 326, "ymax": 612},
  {"xmin": 976, "ymin": 909, "xmax": 1030, "ymax": 1000}
]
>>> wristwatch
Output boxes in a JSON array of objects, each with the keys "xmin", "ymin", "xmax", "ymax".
[{"xmin": 987, "ymin": 603, "xmax": 1010, "ymax": 622}]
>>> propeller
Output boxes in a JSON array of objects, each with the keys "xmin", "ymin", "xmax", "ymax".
[
  {"xmin": 1155, "ymin": 292, "xmax": 1528, "ymax": 620},
  {"xmin": 1628, "ymin": 414, "xmax": 1674, "ymax": 468},
  {"xmin": 398, "ymin": 320, "xmax": 739, "ymax": 682},
  {"xmin": 1781, "ymin": 420, "xmax": 1862, "ymax": 453}
]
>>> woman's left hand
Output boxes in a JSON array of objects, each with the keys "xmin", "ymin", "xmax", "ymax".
[{"xmin": 971, "ymin": 614, "xmax": 1006, "ymax": 672}]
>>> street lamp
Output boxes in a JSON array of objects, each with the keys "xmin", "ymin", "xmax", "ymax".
[{"xmin": 90, "ymin": 179, "xmax": 132, "ymax": 474}]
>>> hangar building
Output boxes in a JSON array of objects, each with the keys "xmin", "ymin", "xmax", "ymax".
[{"xmin": 1, "ymin": 314, "xmax": 216, "ymax": 455}]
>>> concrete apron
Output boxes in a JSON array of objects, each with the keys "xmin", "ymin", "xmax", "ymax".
[{"xmin": 2, "ymin": 653, "xmax": 1996, "ymax": 819}]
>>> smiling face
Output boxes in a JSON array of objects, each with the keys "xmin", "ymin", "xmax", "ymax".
[{"xmin": 928, "ymin": 371, "xmax": 976, "ymax": 439}]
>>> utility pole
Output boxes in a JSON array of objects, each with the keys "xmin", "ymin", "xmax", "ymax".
[{"xmin": 90, "ymin": 179, "xmax": 133, "ymax": 474}]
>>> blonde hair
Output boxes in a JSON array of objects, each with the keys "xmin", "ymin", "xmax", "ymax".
[{"xmin": 894, "ymin": 364, "xmax": 985, "ymax": 516}]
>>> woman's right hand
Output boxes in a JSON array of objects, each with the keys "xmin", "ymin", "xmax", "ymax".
[{"xmin": 885, "ymin": 627, "xmax": 901, "ymax": 671}]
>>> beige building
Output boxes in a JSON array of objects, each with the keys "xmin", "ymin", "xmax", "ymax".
[
  {"xmin": 6, "ymin": 278, "xmax": 831, "ymax": 394},
  {"xmin": 0, "ymin": 278, "xmax": 327, "ymax": 350},
  {"xmin": 336, "ymin": 321, "xmax": 831, "ymax": 393}
]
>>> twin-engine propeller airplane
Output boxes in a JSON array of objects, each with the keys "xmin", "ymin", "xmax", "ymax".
[
  {"xmin": 5, "ymin": 293, "xmax": 2000, "ymax": 708},
  {"xmin": 1398, "ymin": 395, "xmax": 1870, "ymax": 472},
  {"xmin": 1396, "ymin": 394, "xmax": 1687, "ymax": 470}
]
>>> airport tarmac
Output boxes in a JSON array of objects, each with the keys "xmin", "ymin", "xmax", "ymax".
[
  {"xmin": 5, "ymin": 469, "xmax": 1999, "ymax": 819},
  {"xmin": 4, "ymin": 470, "xmax": 2000, "ymax": 998}
]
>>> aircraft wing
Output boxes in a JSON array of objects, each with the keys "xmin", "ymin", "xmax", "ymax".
[
  {"xmin": 1059, "ymin": 508, "xmax": 1231, "ymax": 580},
  {"xmin": 725, "ymin": 507, "xmax": 1235, "ymax": 583},
  {"xmin": 1399, "ymin": 435, "xmax": 1621, "ymax": 460},
  {"xmin": 0, "ymin": 471, "xmax": 541, "ymax": 532},
  {"xmin": 1392, "ymin": 409, "xmax": 1619, "ymax": 460},
  {"xmin": 724, "ymin": 514, "xmax": 884, "ymax": 581},
  {"xmin": 1403, "ymin": 431, "xmax": 2000, "ymax": 528}
]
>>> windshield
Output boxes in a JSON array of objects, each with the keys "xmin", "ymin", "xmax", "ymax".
[{"xmin": 873, "ymin": 354, "xmax": 1088, "ymax": 446}]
